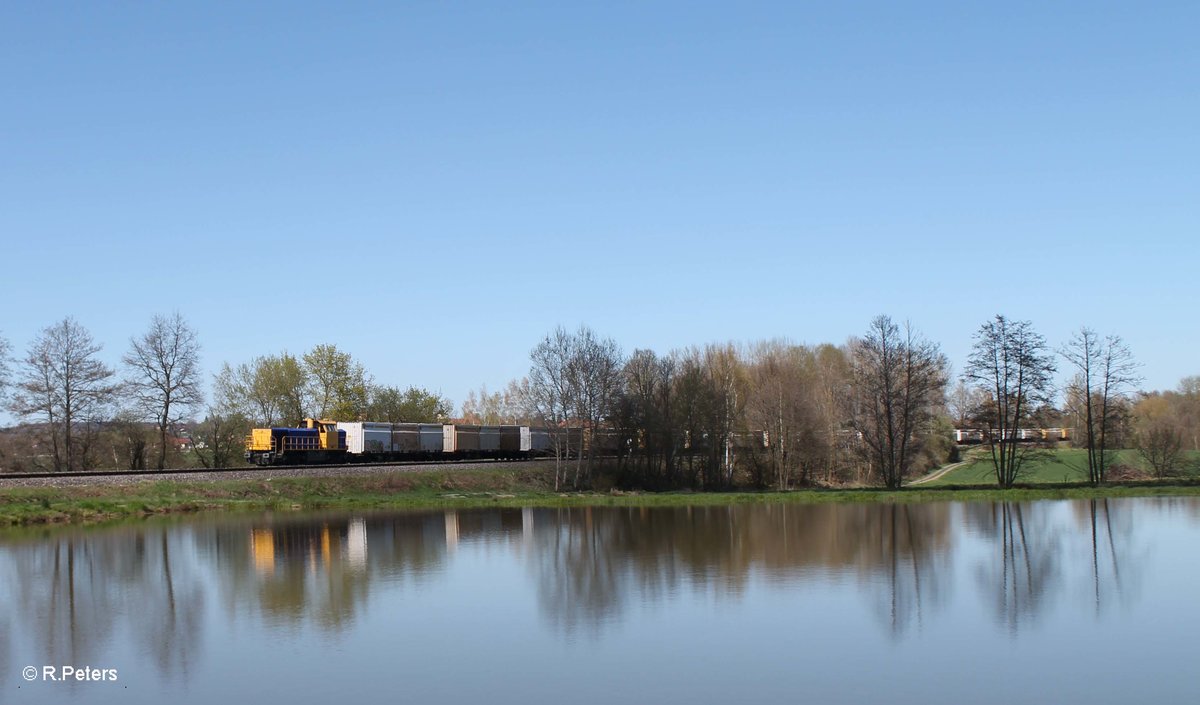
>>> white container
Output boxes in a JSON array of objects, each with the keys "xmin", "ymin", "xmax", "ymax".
[
  {"xmin": 338, "ymin": 422, "xmax": 365, "ymax": 454},
  {"xmin": 340, "ymin": 422, "xmax": 396, "ymax": 453},
  {"xmin": 338, "ymin": 422, "xmax": 395, "ymax": 454}
]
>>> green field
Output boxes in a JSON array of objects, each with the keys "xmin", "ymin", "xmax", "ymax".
[{"xmin": 924, "ymin": 447, "xmax": 1200, "ymax": 486}]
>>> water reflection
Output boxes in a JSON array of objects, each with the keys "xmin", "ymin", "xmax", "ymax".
[
  {"xmin": 1073, "ymin": 499, "xmax": 1143, "ymax": 614},
  {"xmin": 967, "ymin": 502, "xmax": 1063, "ymax": 632},
  {"xmin": 962, "ymin": 500, "xmax": 1147, "ymax": 634},
  {"xmin": 0, "ymin": 498, "xmax": 1191, "ymax": 699},
  {"xmin": 1, "ymin": 526, "xmax": 207, "ymax": 685},
  {"xmin": 524, "ymin": 504, "xmax": 954, "ymax": 638}
]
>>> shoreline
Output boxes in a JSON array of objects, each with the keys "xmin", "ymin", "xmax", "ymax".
[{"xmin": 3, "ymin": 466, "xmax": 1200, "ymax": 528}]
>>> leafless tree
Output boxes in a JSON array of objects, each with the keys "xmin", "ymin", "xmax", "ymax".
[
  {"xmin": 850, "ymin": 316, "xmax": 948, "ymax": 489},
  {"xmin": 460, "ymin": 383, "xmax": 524, "ymax": 424},
  {"xmin": 1136, "ymin": 425, "xmax": 1183, "ymax": 478},
  {"xmin": 106, "ymin": 410, "xmax": 152, "ymax": 470},
  {"xmin": 529, "ymin": 326, "xmax": 578, "ymax": 490},
  {"xmin": 0, "ymin": 332, "xmax": 12, "ymax": 405},
  {"xmin": 191, "ymin": 408, "xmax": 252, "ymax": 468},
  {"xmin": 1060, "ymin": 328, "xmax": 1141, "ymax": 485},
  {"xmin": 948, "ymin": 379, "xmax": 985, "ymax": 428},
  {"xmin": 813, "ymin": 344, "xmax": 856, "ymax": 484},
  {"xmin": 123, "ymin": 313, "xmax": 204, "ymax": 469},
  {"xmin": 528, "ymin": 326, "xmax": 623, "ymax": 489},
  {"xmin": 1132, "ymin": 390, "xmax": 1187, "ymax": 477},
  {"xmin": 614, "ymin": 349, "xmax": 678, "ymax": 488},
  {"xmin": 701, "ymin": 343, "xmax": 746, "ymax": 489},
  {"xmin": 745, "ymin": 341, "xmax": 810, "ymax": 490},
  {"xmin": 9, "ymin": 318, "xmax": 117, "ymax": 471},
  {"xmin": 568, "ymin": 326, "xmax": 624, "ymax": 487},
  {"xmin": 964, "ymin": 315, "xmax": 1056, "ymax": 487}
]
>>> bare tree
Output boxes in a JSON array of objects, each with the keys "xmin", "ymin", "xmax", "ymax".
[
  {"xmin": 568, "ymin": 326, "xmax": 624, "ymax": 487},
  {"xmin": 9, "ymin": 318, "xmax": 117, "ymax": 471},
  {"xmin": 1133, "ymin": 391, "xmax": 1186, "ymax": 478},
  {"xmin": 1060, "ymin": 328, "xmax": 1141, "ymax": 485},
  {"xmin": 745, "ymin": 341, "xmax": 810, "ymax": 490},
  {"xmin": 107, "ymin": 410, "xmax": 152, "ymax": 470},
  {"xmin": 191, "ymin": 408, "xmax": 252, "ymax": 468},
  {"xmin": 529, "ymin": 326, "xmax": 578, "ymax": 490},
  {"xmin": 1136, "ymin": 426, "xmax": 1183, "ymax": 478},
  {"xmin": 948, "ymin": 379, "xmax": 985, "ymax": 428},
  {"xmin": 460, "ymin": 383, "xmax": 516, "ymax": 424},
  {"xmin": 964, "ymin": 316, "xmax": 1056, "ymax": 487},
  {"xmin": 0, "ymin": 332, "xmax": 11, "ymax": 405},
  {"xmin": 702, "ymin": 343, "xmax": 746, "ymax": 489},
  {"xmin": 123, "ymin": 313, "xmax": 203, "ymax": 469},
  {"xmin": 813, "ymin": 343, "xmax": 855, "ymax": 484},
  {"xmin": 850, "ymin": 316, "xmax": 948, "ymax": 489},
  {"xmin": 527, "ymin": 326, "xmax": 622, "ymax": 489},
  {"xmin": 614, "ymin": 349, "xmax": 678, "ymax": 489}
]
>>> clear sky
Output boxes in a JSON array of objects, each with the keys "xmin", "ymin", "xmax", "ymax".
[{"xmin": 2, "ymin": 1, "xmax": 1197, "ymax": 420}]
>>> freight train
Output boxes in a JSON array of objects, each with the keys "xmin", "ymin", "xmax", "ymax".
[
  {"xmin": 952, "ymin": 428, "xmax": 1072, "ymax": 444},
  {"xmin": 244, "ymin": 419, "xmax": 771, "ymax": 466},
  {"xmin": 244, "ymin": 419, "xmax": 557, "ymax": 466}
]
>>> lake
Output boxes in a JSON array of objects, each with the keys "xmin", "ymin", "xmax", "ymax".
[{"xmin": 2, "ymin": 498, "xmax": 1197, "ymax": 704}]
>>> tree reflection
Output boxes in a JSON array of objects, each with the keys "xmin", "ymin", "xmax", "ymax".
[
  {"xmin": 865, "ymin": 503, "xmax": 953, "ymax": 638},
  {"xmin": 968, "ymin": 502, "xmax": 1062, "ymax": 633},
  {"xmin": 1072, "ymin": 498, "xmax": 1142, "ymax": 614},
  {"xmin": 0, "ymin": 526, "xmax": 205, "ymax": 684},
  {"xmin": 0, "ymin": 496, "xmax": 1179, "ymax": 685},
  {"xmin": 134, "ymin": 530, "xmax": 206, "ymax": 681},
  {"xmin": 0, "ymin": 612, "xmax": 9, "ymax": 691},
  {"xmin": 524, "ymin": 503, "xmax": 954, "ymax": 638}
]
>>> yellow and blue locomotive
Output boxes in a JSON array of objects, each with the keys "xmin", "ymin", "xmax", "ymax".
[{"xmin": 244, "ymin": 418, "xmax": 348, "ymax": 466}]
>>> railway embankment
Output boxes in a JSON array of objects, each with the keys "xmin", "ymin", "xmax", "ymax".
[{"xmin": 3, "ymin": 461, "xmax": 1200, "ymax": 527}]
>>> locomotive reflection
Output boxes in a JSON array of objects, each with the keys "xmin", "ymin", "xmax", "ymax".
[{"xmin": 249, "ymin": 519, "xmax": 368, "ymax": 576}]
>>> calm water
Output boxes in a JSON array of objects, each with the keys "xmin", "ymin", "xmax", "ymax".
[{"xmin": 2, "ymin": 498, "xmax": 1198, "ymax": 704}]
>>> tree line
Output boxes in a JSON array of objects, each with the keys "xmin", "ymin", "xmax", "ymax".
[
  {"xmin": 0, "ymin": 316, "xmax": 450, "ymax": 471},
  {"xmin": 503, "ymin": 316, "xmax": 1190, "ymax": 491},
  {"xmin": 1, "ymin": 313, "xmax": 1197, "ymax": 484}
]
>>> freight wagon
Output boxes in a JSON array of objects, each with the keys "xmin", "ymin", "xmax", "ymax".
[{"xmin": 247, "ymin": 420, "xmax": 540, "ymax": 465}]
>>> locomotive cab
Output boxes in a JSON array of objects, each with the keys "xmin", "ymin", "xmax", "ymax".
[
  {"xmin": 300, "ymin": 417, "xmax": 344, "ymax": 451},
  {"xmin": 245, "ymin": 418, "xmax": 348, "ymax": 466}
]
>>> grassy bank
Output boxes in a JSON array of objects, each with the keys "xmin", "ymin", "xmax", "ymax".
[
  {"xmin": 927, "ymin": 448, "xmax": 1200, "ymax": 486},
  {"xmin": 4, "ymin": 465, "xmax": 1200, "ymax": 527}
]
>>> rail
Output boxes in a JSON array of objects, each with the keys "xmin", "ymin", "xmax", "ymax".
[{"xmin": 0, "ymin": 456, "xmax": 548, "ymax": 481}]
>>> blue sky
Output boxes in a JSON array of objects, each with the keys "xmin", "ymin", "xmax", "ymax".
[{"xmin": 2, "ymin": 1, "xmax": 1196, "ymax": 419}]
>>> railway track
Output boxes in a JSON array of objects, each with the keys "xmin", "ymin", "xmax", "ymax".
[{"xmin": 0, "ymin": 457, "xmax": 546, "ymax": 483}]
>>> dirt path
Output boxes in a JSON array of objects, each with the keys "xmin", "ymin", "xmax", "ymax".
[{"xmin": 907, "ymin": 461, "xmax": 968, "ymax": 486}]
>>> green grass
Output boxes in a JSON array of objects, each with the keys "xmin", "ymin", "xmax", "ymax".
[
  {"xmin": 925, "ymin": 447, "xmax": 1200, "ymax": 486},
  {"xmin": 4, "ymin": 462, "xmax": 1200, "ymax": 528}
]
